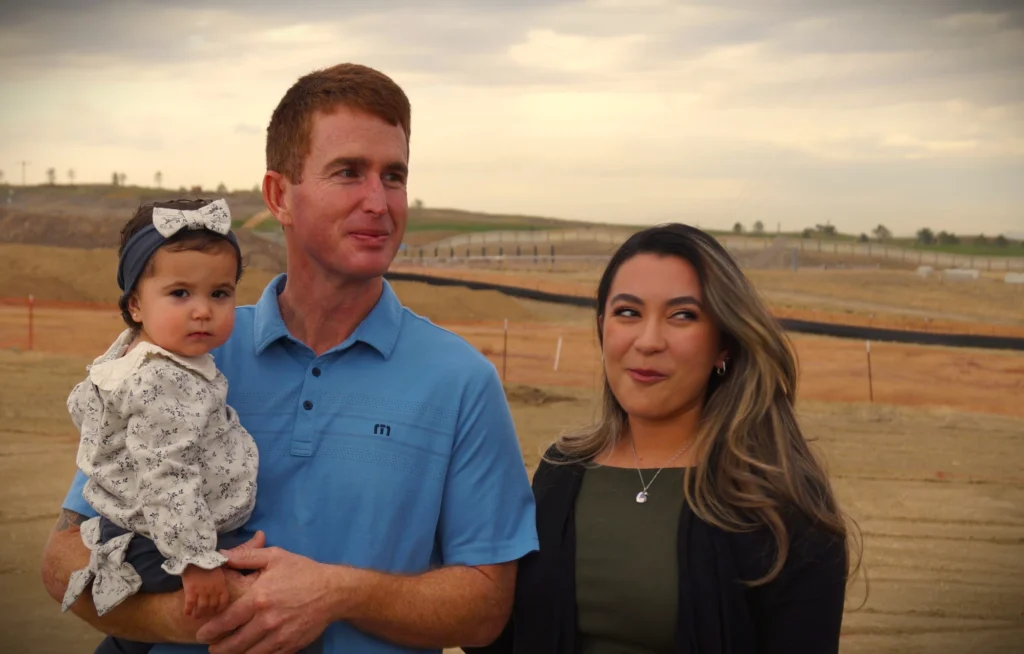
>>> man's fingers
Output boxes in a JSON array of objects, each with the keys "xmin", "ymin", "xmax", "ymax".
[
  {"xmin": 206, "ymin": 614, "xmax": 269, "ymax": 654},
  {"xmin": 221, "ymin": 530, "xmax": 266, "ymax": 555},
  {"xmin": 196, "ymin": 594, "xmax": 255, "ymax": 644},
  {"xmin": 224, "ymin": 547, "xmax": 272, "ymax": 571}
]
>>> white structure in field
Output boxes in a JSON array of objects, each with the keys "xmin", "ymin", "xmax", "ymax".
[{"xmin": 941, "ymin": 268, "xmax": 980, "ymax": 281}]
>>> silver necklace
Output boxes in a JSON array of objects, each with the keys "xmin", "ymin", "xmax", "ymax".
[{"xmin": 629, "ymin": 437, "xmax": 694, "ymax": 504}]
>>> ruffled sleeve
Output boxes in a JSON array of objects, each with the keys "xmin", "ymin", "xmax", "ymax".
[{"xmin": 118, "ymin": 355, "xmax": 227, "ymax": 575}]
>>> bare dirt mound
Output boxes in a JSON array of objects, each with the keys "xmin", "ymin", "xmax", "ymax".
[{"xmin": 504, "ymin": 383, "xmax": 575, "ymax": 406}]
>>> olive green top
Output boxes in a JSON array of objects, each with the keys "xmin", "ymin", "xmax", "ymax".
[{"xmin": 575, "ymin": 464, "xmax": 688, "ymax": 654}]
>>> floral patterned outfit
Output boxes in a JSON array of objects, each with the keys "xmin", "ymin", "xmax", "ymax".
[{"xmin": 61, "ymin": 329, "xmax": 258, "ymax": 616}]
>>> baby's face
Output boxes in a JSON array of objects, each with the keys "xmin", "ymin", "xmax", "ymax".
[{"xmin": 130, "ymin": 246, "xmax": 238, "ymax": 357}]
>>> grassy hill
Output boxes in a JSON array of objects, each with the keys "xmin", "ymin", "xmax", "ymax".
[{"xmin": 2, "ymin": 184, "xmax": 1021, "ymax": 257}]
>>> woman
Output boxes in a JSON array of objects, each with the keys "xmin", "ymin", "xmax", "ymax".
[{"xmin": 469, "ymin": 224, "xmax": 861, "ymax": 654}]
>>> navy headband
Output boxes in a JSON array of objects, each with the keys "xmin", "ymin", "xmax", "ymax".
[{"xmin": 116, "ymin": 198, "xmax": 241, "ymax": 296}]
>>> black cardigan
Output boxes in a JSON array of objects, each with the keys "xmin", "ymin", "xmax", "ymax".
[{"xmin": 467, "ymin": 448, "xmax": 848, "ymax": 654}]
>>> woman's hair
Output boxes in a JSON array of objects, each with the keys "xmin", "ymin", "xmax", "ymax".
[
  {"xmin": 552, "ymin": 223, "xmax": 862, "ymax": 587},
  {"xmin": 117, "ymin": 198, "xmax": 244, "ymax": 330}
]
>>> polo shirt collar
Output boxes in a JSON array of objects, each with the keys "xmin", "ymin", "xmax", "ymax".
[{"xmin": 253, "ymin": 273, "xmax": 402, "ymax": 359}]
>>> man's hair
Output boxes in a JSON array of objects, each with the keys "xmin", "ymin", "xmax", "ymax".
[
  {"xmin": 117, "ymin": 199, "xmax": 243, "ymax": 330},
  {"xmin": 266, "ymin": 63, "xmax": 412, "ymax": 183}
]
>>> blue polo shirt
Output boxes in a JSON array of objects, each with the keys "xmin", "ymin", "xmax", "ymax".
[{"xmin": 62, "ymin": 274, "xmax": 539, "ymax": 654}]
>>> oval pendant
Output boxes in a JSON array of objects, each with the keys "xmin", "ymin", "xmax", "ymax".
[{"xmin": 636, "ymin": 491, "xmax": 648, "ymax": 504}]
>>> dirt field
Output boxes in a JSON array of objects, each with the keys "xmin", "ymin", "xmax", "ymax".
[
  {"xmin": 2, "ymin": 243, "xmax": 1023, "ymax": 652},
  {"xmin": 2, "ymin": 351, "xmax": 1022, "ymax": 653},
  {"xmin": 390, "ymin": 263, "xmax": 1024, "ymax": 337}
]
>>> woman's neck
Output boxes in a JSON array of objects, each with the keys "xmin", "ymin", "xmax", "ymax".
[
  {"xmin": 278, "ymin": 264, "xmax": 384, "ymax": 356},
  {"xmin": 626, "ymin": 407, "xmax": 702, "ymax": 466}
]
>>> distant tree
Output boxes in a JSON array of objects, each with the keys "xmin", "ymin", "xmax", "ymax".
[
  {"xmin": 732, "ymin": 222, "xmax": 744, "ymax": 234},
  {"xmin": 190, "ymin": 185, "xmax": 203, "ymax": 194},
  {"xmin": 815, "ymin": 222, "xmax": 837, "ymax": 237},
  {"xmin": 872, "ymin": 224, "xmax": 891, "ymax": 242},
  {"xmin": 178, "ymin": 186, "xmax": 188, "ymax": 193},
  {"xmin": 975, "ymin": 233, "xmax": 988, "ymax": 246},
  {"xmin": 155, "ymin": 171, "xmax": 163, "ymax": 188},
  {"xmin": 216, "ymin": 182, "xmax": 228, "ymax": 194},
  {"xmin": 0, "ymin": 170, "xmax": 4, "ymax": 184},
  {"xmin": 801, "ymin": 227, "xmax": 814, "ymax": 239},
  {"xmin": 413, "ymin": 198, "xmax": 424, "ymax": 210},
  {"xmin": 916, "ymin": 227, "xmax": 935, "ymax": 245},
  {"xmin": 46, "ymin": 167, "xmax": 56, "ymax": 185},
  {"xmin": 937, "ymin": 231, "xmax": 960, "ymax": 245},
  {"xmin": 67, "ymin": 168, "xmax": 75, "ymax": 185},
  {"xmin": 753, "ymin": 220, "xmax": 764, "ymax": 234},
  {"xmin": 994, "ymin": 234, "xmax": 1008, "ymax": 247},
  {"xmin": 111, "ymin": 171, "xmax": 120, "ymax": 186},
  {"xmin": 857, "ymin": 233, "xmax": 869, "ymax": 243},
  {"xmin": 118, "ymin": 172, "xmax": 127, "ymax": 186}
]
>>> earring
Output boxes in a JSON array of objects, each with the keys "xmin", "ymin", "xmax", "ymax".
[{"xmin": 716, "ymin": 361, "xmax": 727, "ymax": 377}]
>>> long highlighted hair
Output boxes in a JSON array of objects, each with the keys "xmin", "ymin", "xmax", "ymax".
[{"xmin": 552, "ymin": 223, "xmax": 862, "ymax": 586}]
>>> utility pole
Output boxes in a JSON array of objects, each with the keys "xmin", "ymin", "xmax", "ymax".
[{"xmin": 18, "ymin": 160, "xmax": 30, "ymax": 185}]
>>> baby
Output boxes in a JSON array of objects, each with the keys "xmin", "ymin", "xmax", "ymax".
[{"xmin": 61, "ymin": 198, "xmax": 259, "ymax": 653}]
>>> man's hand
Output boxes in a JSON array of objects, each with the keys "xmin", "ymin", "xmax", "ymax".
[{"xmin": 197, "ymin": 547, "xmax": 333, "ymax": 654}]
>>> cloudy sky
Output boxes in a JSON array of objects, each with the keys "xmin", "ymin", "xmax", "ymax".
[{"xmin": 1, "ymin": 0, "xmax": 1022, "ymax": 236}]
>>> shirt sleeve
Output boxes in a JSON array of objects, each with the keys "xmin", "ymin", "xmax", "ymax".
[
  {"xmin": 437, "ymin": 362, "xmax": 539, "ymax": 567},
  {"xmin": 61, "ymin": 469, "xmax": 99, "ymax": 518},
  {"xmin": 749, "ymin": 521, "xmax": 849, "ymax": 653},
  {"xmin": 120, "ymin": 361, "xmax": 226, "ymax": 576}
]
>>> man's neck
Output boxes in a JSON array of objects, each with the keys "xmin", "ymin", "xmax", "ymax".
[{"xmin": 277, "ymin": 265, "xmax": 385, "ymax": 356}]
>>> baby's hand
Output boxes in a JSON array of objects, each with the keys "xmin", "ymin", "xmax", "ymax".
[{"xmin": 181, "ymin": 565, "xmax": 228, "ymax": 619}]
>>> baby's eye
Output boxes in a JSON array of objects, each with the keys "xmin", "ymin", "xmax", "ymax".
[
  {"xmin": 170, "ymin": 289, "xmax": 189, "ymax": 298},
  {"xmin": 212, "ymin": 290, "xmax": 233, "ymax": 299}
]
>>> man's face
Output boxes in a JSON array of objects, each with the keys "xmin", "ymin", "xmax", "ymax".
[{"xmin": 279, "ymin": 105, "xmax": 409, "ymax": 282}]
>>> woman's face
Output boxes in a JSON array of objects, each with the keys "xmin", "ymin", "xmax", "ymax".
[{"xmin": 601, "ymin": 253, "xmax": 727, "ymax": 423}]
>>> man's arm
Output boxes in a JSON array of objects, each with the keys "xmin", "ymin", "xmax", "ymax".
[
  {"xmin": 343, "ymin": 560, "xmax": 515, "ymax": 647},
  {"xmin": 196, "ymin": 547, "xmax": 515, "ymax": 654},
  {"xmin": 40, "ymin": 508, "xmax": 220, "ymax": 643}
]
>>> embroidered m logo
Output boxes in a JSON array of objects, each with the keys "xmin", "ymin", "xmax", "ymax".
[{"xmin": 373, "ymin": 423, "xmax": 391, "ymax": 436}]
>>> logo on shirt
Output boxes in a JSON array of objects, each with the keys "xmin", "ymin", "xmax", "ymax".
[{"xmin": 373, "ymin": 423, "xmax": 391, "ymax": 437}]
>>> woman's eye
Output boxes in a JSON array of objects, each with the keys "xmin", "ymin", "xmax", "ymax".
[
  {"xmin": 673, "ymin": 310, "xmax": 698, "ymax": 320},
  {"xmin": 614, "ymin": 307, "xmax": 639, "ymax": 318}
]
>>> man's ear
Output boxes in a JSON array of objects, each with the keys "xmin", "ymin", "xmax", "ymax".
[{"xmin": 262, "ymin": 171, "xmax": 293, "ymax": 228}]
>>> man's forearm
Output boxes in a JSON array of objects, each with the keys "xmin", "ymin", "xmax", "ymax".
[
  {"xmin": 41, "ymin": 510, "xmax": 200, "ymax": 643},
  {"xmin": 329, "ymin": 562, "xmax": 514, "ymax": 649}
]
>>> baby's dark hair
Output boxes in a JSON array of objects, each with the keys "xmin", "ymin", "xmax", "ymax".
[{"xmin": 118, "ymin": 198, "xmax": 244, "ymax": 330}]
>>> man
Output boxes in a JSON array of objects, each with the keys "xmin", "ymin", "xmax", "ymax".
[{"xmin": 41, "ymin": 63, "xmax": 538, "ymax": 654}]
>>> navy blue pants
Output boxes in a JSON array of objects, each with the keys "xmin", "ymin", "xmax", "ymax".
[{"xmin": 92, "ymin": 518, "xmax": 322, "ymax": 654}]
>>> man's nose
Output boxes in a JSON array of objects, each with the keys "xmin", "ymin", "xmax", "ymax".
[{"xmin": 361, "ymin": 175, "xmax": 387, "ymax": 214}]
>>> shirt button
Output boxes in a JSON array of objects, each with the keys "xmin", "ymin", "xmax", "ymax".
[
  {"xmin": 303, "ymin": 400, "xmax": 313, "ymax": 410},
  {"xmin": 312, "ymin": 367, "xmax": 321, "ymax": 377}
]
